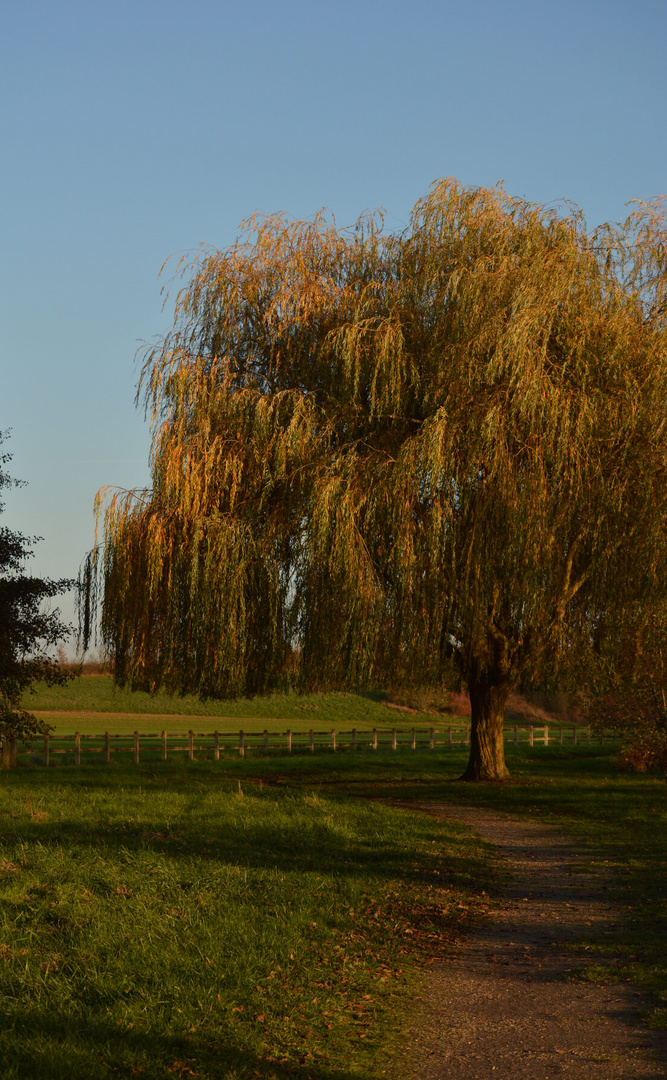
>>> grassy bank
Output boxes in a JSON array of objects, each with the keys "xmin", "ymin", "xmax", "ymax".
[
  {"xmin": 0, "ymin": 759, "xmax": 491, "ymax": 1080},
  {"xmin": 22, "ymin": 677, "xmax": 430, "ymax": 727}
]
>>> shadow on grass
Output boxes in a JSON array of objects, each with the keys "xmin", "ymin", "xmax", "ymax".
[
  {"xmin": 0, "ymin": 1010, "xmax": 373, "ymax": 1079},
  {"xmin": 0, "ymin": 753, "xmax": 502, "ymax": 893}
]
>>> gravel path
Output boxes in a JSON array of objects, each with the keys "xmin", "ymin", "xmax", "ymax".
[{"xmin": 395, "ymin": 805, "xmax": 667, "ymax": 1080}]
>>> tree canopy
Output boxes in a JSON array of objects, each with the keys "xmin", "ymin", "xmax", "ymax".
[
  {"xmin": 83, "ymin": 179, "xmax": 667, "ymax": 779},
  {"xmin": 0, "ymin": 433, "xmax": 72, "ymax": 761}
]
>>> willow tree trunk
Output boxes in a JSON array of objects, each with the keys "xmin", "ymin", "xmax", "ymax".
[{"xmin": 462, "ymin": 674, "xmax": 512, "ymax": 781}]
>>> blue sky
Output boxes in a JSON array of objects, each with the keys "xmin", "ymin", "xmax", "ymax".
[{"xmin": 2, "ymin": 0, "xmax": 665, "ymax": 644}]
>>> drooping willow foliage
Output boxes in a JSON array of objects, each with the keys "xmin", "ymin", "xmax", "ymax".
[{"xmin": 81, "ymin": 179, "xmax": 667, "ymax": 778}]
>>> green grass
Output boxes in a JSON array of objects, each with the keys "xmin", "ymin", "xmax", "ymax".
[
  {"xmin": 23, "ymin": 675, "xmax": 472, "ymax": 736},
  {"xmin": 23, "ymin": 677, "xmax": 432, "ymax": 727},
  {"xmin": 0, "ymin": 758, "xmax": 492, "ymax": 1080},
  {"xmin": 26, "ymin": 715, "xmax": 468, "ymax": 738},
  {"xmin": 3, "ymin": 743, "xmax": 664, "ymax": 1078}
]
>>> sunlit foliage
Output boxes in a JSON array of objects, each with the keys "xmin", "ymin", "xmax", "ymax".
[{"xmin": 83, "ymin": 180, "xmax": 667, "ymax": 779}]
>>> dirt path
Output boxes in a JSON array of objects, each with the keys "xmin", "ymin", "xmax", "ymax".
[{"xmin": 396, "ymin": 805, "xmax": 667, "ymax": 1080}]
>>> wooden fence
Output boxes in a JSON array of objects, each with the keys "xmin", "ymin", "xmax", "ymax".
[{"xmin": 6, "ymin": 723, "xmax": 616, "ymax": 766}]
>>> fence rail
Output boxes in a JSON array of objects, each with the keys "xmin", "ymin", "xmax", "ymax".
[{"xmin": 4, "ymin": 723, "xmax": 618, "ymax": 766}]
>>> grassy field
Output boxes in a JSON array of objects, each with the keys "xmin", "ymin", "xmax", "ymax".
[
  {"xmin": 21, "ymin": 675, "xmax": 473, "ymax": 737},
  {"xmin": 23, "ymin": 677, "xmax": 441, "ymax": 730},
  {"xmin": 0, "ymin": 755, "xmax": 493, "ymax": 1080},
  {"xmin": 26, "ymin": 715, "xmax": 469, "ymax": 738},
  {"xmin": 2, "ymin": 742, "xmax": 664, "ymax": 1078}
]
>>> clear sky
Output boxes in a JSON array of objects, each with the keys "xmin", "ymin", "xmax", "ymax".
[{"xmin": 2, "ymin": 0, "xmax": 666, "ymax": 646}]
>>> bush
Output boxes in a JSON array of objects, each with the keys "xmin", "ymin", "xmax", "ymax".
[
  {"xmin": 588, "ymin": 688, "xmax": 667, "ymax": 774},
  {"xmin": 619, "ymin": 730, "xmax": 667, "ymax": 773}
]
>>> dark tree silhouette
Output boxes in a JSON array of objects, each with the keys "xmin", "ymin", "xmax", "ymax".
[{"xmin": 0, "ymin": 433, "xmax": 73, "ymax": 765}]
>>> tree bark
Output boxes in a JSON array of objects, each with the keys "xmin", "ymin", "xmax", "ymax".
[
  {"xmin": 461, "ymin": 669, "xmax": 512, "ymax": 781},
  {"xmin": 0, "ymin": 736, "xmax": 17, "ymax": 769}
]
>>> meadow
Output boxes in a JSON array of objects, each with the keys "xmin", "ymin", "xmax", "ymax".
[
  {"xmin": 3, "ymin": 676, "xmax": 665, "ymax": 1077},
  {"xmin": 0, "ymin": 755, "xmax": 493, "ymax": 1080},
  {"xmin": 24, "ymin": 678, "xmax": 425, "ymax": 730},
  {"xmin": 22, "ymin": 676, "xmax": 462, "ymax": 736}
]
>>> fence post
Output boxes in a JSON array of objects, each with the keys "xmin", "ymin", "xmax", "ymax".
[
  {"xmin": 214, "ymin": 731, "xmax": 219, "ymax": 760},
  {"xmin": 448, "ymin": 726, "xmax": 452, "ymax": 746},
  {"xmin": 331, "ymin": 729, "xmax": 336, "ymax": 751},
  {"xmin": 309, "ymin": 729, "xmax": 314, "ymax": 753},
  {"xmin": 411, "ymin": 728, "xmax": 416, "ymax": 750},
  {"xmin": 465, "ymin": 727, "xmax": 470, "ymax": 746},
  {"xmin": 529, "ymin": 725, "xmax": 534, "ymax": 747},
  {"xmin": 287, "ymin": 729, "xmax": 292, "ymax": 752},
  {"xmin": 392, "ymin": 728, "xmax": 397, "ymax": 751},
  {"xmin": 573, "ymin": 725, "xmax": 578, "ymax": 745},
  {"xmin": 544, "ymin": 724, "xmax": 549, "ymax": 747},
  {"xmin": 134, "ymin": 731, "xmax": 140, "ymax": 764},
  {"xmin": 105, "ymin": 730, "xmax": 111, "ymax": 764},
  {"xmin": 429, "ymin": 727, "xmax": 435, "ymax": 750},
  {"xmin": 186, "ymin": 730, "xmax": 193, "ymax": 761},
  {"xmin": 239, "ymin": 730, "xmax": 245, "ymax": 757},
  {"xmin": 372, "ymin": 728, "xmax": 378, "ymax": 750},
  {"xmin": 559, "ymin": 724, "xmax": 563, "ymax": 746},
  {"xmin": 352, "ymin": 729, "xmax": 357, "ymax": 751},
  {"xmin": 514, "ymin": 724, "xmax": 518, "ymax": 746},
  {"xmin": 75, "ymin": 732, "xmax": 80, "ymax": 766},
  {"xmin": 587, "ymin": 725, "xmax": 591, "ymax": 745},
  {"xmin": 263, "ymin": 729, "xmax": 269, "ymax": 751},
  {"xmin": 44, "ymin": 733, "xmax": 49, "ymax": 767},
  {"xmin": 161, "ymin": 730, "xmax": 167, "ymax": 762}
]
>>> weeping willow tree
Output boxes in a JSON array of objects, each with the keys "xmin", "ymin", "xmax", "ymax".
[{"xmin": 81, "ymin": 179, "xmax": 667, "ymax": 780}]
